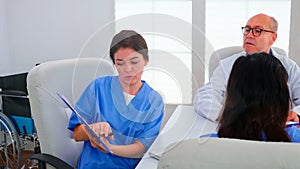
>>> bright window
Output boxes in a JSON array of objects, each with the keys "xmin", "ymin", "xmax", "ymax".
[{"xmin": 115, "ymin": 0, "xmax": 192, "ymax": 104}]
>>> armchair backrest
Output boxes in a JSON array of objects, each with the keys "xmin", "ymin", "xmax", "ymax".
[
  {"xmin": 27, "ymin": 58, "xmax": 115, "ymax": 167},
  {"xmin": 158, "ymin": 138, "xmax": 300, "ymax": 169},
  {"xmin": 209, "ymin": 46, "xmax": 287, "ymax": 78}
]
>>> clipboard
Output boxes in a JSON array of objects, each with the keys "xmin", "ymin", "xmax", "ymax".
[{"xmin": 57, "ymin": 93, "xmax": 113, "ymax": 154}]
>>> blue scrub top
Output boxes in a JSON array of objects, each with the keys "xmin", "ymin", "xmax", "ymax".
[{"xmin": 68, "ymin": 76, "xmax": 164, "ymax": 169}]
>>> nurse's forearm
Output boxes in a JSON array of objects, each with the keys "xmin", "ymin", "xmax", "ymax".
[{"xmin": 109, "ymin": 141, "xmax": 146, "ymax": 158}]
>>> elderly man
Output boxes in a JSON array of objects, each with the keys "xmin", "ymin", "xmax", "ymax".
[{"xmin": 194, "ymin": 13, "xmax": 300, "ymax": 122}]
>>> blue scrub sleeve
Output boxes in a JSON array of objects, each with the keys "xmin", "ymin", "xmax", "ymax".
[{"xmin": 68, "ymin": 80, "xmax": 99, "ymax": 131}]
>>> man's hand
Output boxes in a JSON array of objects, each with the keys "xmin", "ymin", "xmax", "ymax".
[{"xmin": 287, "ymin": 111, "xmax": 299, "ymax": 122}]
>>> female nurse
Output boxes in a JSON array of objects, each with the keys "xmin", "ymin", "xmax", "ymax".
[{"xmin": 68, "ymin": 30, "xmax": 164, "ymax": 169}]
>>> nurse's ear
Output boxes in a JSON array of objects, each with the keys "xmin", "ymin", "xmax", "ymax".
[{"xmin": 144, "ymin": 60, "xmax": 149, "ymax": 66}]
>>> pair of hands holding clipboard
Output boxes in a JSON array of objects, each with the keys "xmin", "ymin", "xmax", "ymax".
[
  {"xmin": 83, "ymin": 122, "xmax": 114, "ymax": 153},
  {"xmin": 57, "ymin": 93, "xmax": 114, "ymax": 154}
]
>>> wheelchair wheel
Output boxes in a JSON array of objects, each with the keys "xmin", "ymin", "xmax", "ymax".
[{"xmin": 0, "ymin": 113, "xmax": 21, "ymax": 169}]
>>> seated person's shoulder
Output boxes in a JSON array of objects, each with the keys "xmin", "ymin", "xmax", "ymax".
[
  {"xmin": 285, "ymin": 126, "xmax": 300, "ymax": 143},
  {"xmin": 93, "ymin": 76, "xmax": 114, "ymax": 84}
]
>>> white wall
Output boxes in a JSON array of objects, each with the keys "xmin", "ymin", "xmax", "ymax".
[
  {"xmin": 289, "ymin": 0, "xmax": 300, "ymax": 64},
  {"xmin": 192, "ymin": 0, "xmax": 205, "ymax": 95},
  {"xmin": 0, "ymin": 0, "xmax": 10, "ymax": 74},
  {"xmin": 2, "ymin": 0, "xmax": 115, "ymax": 74}
]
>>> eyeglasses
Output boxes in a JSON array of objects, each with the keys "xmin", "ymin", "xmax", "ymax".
[{"xmin": 241, "ymin": 27, "xmax": 275, "ymax": 37}]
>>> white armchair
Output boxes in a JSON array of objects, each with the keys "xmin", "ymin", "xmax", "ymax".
[
  {"xmin": 209, "ymin": 46, "xmax": 287, "ymax": 78},
  {"xmin": 27, "ymin": 58, "xmax": 115, "ymax": 168}
]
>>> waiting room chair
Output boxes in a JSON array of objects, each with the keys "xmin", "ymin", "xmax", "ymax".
[
  {"xmin": 209, "ymin": 46, "xmax": 287, "ymax": 78},
  {"xmin": 157, "ymin": 137, "xmax": 300, "ymax": 169},
  {"xmin": 27, "ymin": 58, "xmax": 115, "ymax": 168}
]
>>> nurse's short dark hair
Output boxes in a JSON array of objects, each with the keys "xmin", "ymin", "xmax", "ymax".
[{"xmin": 109, "ymin": 30, "xmax": 149, "ymax": 64}]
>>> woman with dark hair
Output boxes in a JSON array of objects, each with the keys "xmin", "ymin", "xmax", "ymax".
[
  {"xmin": 216, "ymin": 52, "xmax": 300, "ymax": 142},
  {"xmin": 68, "ymin": 30, "xmax": 164, "ymax": 168}
]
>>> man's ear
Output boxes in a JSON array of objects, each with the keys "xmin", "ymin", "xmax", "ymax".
[{"xmin": 270, "ymin": 33, "xmax": 277, "ymax": 45}]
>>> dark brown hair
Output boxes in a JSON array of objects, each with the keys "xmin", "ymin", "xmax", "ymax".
[
  {"xmin": 218, "ymin": 52, "xmax": 291, "ymax": 142},
  {"xmin": 109, "ymin": 30, "xmax": 148, "ymax": 64}
]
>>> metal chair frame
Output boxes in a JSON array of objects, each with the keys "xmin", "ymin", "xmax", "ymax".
[{"xmin": 0, "ymin": 73, "xmax": 39, "ymax": 169}]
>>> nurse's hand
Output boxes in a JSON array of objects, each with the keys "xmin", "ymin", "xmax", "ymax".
[
  {"xmin": 287, "ymin": 111, "xmax": 299, "ymax": 122},
  {"xmin": 83, "ymin": 122, "xmax": 114, "ymax": 152},
  {"xmin": 89, "ymin": 134, "xmax": 112, "ymax": 153},
  {"xmin": 90, "ymin": 122, "xmax": 114, "ymax": 140}
]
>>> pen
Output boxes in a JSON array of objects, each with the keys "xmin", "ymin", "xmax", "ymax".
[{"xmin": 98, "ymin": 132, "xmax": 114, "ymax": 138}]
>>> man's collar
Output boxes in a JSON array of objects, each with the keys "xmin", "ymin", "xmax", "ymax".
[{"xmin": 269, "ymin": 48, "xmax": 273, "ymax": 55}]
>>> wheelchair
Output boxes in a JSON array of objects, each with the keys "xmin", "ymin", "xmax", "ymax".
[{"xmin": 0, "ymin": 73, "xmax": 38, "ymax": 169}]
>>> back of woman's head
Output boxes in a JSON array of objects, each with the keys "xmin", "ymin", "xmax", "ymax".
[{"xmin": 218, "ymin": 52, "xmax": 291, "ymax": 142}]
